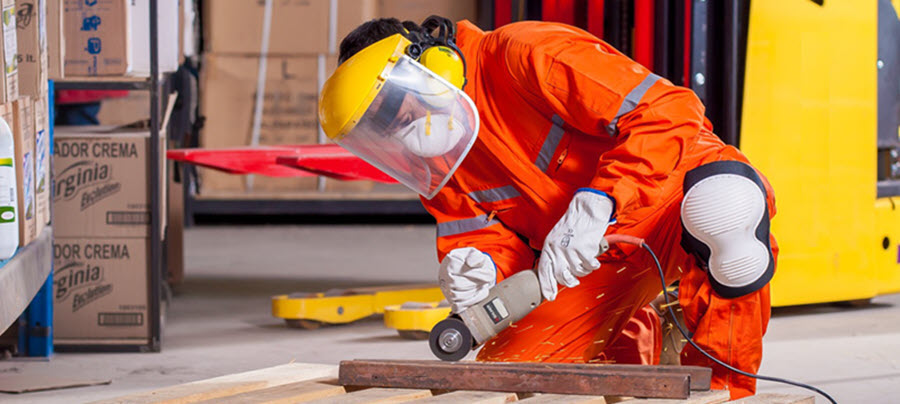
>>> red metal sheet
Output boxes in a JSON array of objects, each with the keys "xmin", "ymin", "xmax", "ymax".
[
  {"xmin": 276, "ymin": 155, "xmax": 398, "ymax": 183},
  {"xmin": 166, "ymin": 144, "xmax": 395, "ymax": 183},
  {"xmin": 166, "ymin": 146, "xmax": 316, "ymax": 177}
]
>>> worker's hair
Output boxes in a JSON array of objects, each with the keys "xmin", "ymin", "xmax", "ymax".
[{"xmin": 339, "ymin": 18, "xmax": 424, "ymax": 64}]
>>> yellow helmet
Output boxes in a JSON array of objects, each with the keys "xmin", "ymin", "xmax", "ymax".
[
  {"xmin": 319, "ymin": 17, "xmax": 468, "ymax": 141},
  {"xmin": 316, "ymin": 29, "xmax": 479, "ymax": 199},
  {"xmin": 318, "ymin": 34, "xmax": 410, "ymax": 140}
]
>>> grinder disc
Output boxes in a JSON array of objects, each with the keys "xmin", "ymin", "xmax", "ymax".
[{"xmin": 429, "ymin": 317, "xmax": 473, "ymax": 361}]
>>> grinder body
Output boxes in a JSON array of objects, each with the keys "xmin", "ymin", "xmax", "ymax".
[
  {"xmin": 429, "ymin": 270, "xmax": 541, "ymax": 361},
  {"xmin": 429, "ymin": 238, "xmax": 614, "ymax": 361}
]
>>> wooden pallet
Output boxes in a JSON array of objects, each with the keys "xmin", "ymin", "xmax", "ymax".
[{"xmin": 92, "ymin": 363, "xmax": 814, "ymax": 404}]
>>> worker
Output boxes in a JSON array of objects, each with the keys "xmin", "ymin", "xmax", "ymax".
[{"xmin": 319, "ymin": 16, "xmax": 778, "ymax": 400}]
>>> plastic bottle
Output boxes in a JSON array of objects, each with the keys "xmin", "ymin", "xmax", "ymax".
[{"xmin": 0, "ymin": 116, "xmax": 18, "ymax": 259}]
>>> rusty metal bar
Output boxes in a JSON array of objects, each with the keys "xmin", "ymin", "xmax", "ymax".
[
  {"xmin": 347, "ymin": 360, "xmax": 711, "ymax": 391},
  {"xmin": 338, "ymin": 360, "xmax": 692, "ymax": 399}
]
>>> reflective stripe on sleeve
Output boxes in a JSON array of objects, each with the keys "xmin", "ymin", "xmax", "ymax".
[
  {"xmin": 605, "ymin": 73, "xmax": 661, "ymax": 136},
  {"xmin": 436, "ymin": 215, "xmax": 500, "ymax": 238},
  {"xmin": 535, "ymin": 115, "xmax": 566, "ymax": 172}
]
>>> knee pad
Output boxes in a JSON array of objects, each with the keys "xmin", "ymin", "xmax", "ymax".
[{"xmin": 680, "ymin": 161, "xmax": 774, "ymax": 298}]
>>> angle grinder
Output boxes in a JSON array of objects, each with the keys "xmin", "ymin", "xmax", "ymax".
[{"xmin": 429, "ymin": 234, "xmax": 643, "ymax": 361}]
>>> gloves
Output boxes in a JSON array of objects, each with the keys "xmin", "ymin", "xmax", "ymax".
[
  {"xmin": 538, "ymin": 190, "xmax": 615, "ymax": 301},
  {"xmin": 438, "ymin": 247, "xmax": 497, "ymax": 313}
]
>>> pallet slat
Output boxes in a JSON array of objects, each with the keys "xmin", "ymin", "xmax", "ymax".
[
  {"xmin": 517, "ymin": 393, "xmax": 607, "ymax": 403},
  {"xmin": 726, "ymin": 393, "xmax": 815, "ymax": 404},
  {"xmin": 197, "ymin": 379, "xmax": 346, "ymax": 404},
  {"xmin": 624, "ymin": 389, "xmax": 731, "ymax": 404},
  {"xmin": 339, "ymin": 360, "xmax": 691, "ymax": 399},
  {"xmin": 302, "ymin": 387, "xmax": 432, "ymax": 404},
  {"xmin": 92, "ymin": 363, "xmax": 337, "ymax": 404},
  {"xmin": 91, "ymin": 382, "xmax": 270, "ymax": 404},
  {"xmin": 408, "ymin": 390, "xmax": 518, "ymax": 403}
]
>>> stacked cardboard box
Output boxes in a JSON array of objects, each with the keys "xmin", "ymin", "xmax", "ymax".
[
  {"xmin": 52, "ymin": 126, "xmax": 161, "ymax": 344},
  {"xmin": 199, "ymin": 0, "xmax": 476, "ymax": 196},
  {"xmin": 16, "ymin": 0, "xmax": 48, "ymax": 98},
  {"xmin": 60, "ymin": 0, "xmax": 178, "ymax": 76},
  {"xmin": 199, "ymin": 0, "xmax": 374, "ymax": 194},
  {"xmin": 0, "ymin": 0, "xmax": 50, "ymax": 253},
  {"xmin": 11, "ymin": 0, "xmax": 49, "ymax": 247}
]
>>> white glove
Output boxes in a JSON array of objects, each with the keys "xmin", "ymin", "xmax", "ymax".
[
  {"xmin": 438, "ymin": 247, "xmax": 497, "ymax": 313},
  {"xmin": 538, "ymin": 190, "xmax": 615, "ymax": 301}
]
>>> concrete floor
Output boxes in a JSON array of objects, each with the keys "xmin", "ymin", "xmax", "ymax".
[{"xmin": 2, "ymin": 224, "xmax": 899, "ymax": 403}]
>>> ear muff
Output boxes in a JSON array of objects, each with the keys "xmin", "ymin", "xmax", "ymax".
[
  {"xmin": 419, "ymin": 46, "xmax": 465, "ymax": 89},
  {"xmin": 402, "ymin": 15, "xmax": 467, "ymax": 90}
]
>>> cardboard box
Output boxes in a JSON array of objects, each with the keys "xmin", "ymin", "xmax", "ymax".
[
  {"xmin": 33, "ymin": 95, "xmax": 47, "ymax": 230},
  {"xmin": 203, "ymin": 0, "xmax": 377, "ymax": 55},
  {"xmin": 63, "ymin": 0, "xmax": 129, "ymax": 76},
  {"xmin": 9, "ymin": 98, "xmax": 34, "ymax": 245},
  {"xmin": 1, "ymin": 0, "xmax": 19, "ymax": 103},
  {"xmin": 53, "ymin": 236, "xmax": 148, "ymax": 341},
  {"xmin": 199, "ymin": 53, "xmax": 321, "ymax": 192},
  {"xmin": 52, "ymin": 129, "xmax": 152, "ymax": 237},
  {"xmin": 62, "ymin": 0, "xmax": 178, "ymax": 76},
  {"xmin": 46, "ymin": 0, "xmax": 61, "ymax": 79},
  {"xmin": 15, "ymin": 0, "xmax": 48, "ymax": 96},
  {"xmin": 16, "ymin": 0, "xmax": 48, "ymax": 98},
  {"xmin": 378, "ymin": 0, "xmax": 477, "ymax": 25}
]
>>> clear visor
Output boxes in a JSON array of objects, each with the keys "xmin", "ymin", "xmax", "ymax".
[{"xmin": 335, "ymin": 56, "xmax": 479, "ymax": 199}]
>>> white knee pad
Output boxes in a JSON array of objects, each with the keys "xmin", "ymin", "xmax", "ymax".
[{"xmin": 681, "ymin": 161, "xmax": 774, "ymax": 298}]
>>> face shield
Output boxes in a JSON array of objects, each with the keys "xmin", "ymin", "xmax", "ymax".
[{"xmin": 332, "ymin": 56, "xmax": 479, "ymax": 199}]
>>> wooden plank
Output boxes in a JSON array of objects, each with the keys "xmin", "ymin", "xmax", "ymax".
[
  {"xmin": 197, "ymin": 379, "xmax": 345, "ymax": 404},
  {"xmin": 626, "ymin": 390, "xmax": 730, "ymax": 403},
  {"xmin": 360, "ymin": 360, "xmax": 711, "ymax": 391},
  {"xmin": 517, "ymin": 393, "xmax": 607, "ymax": 403},
  {"xmin": 339, "ymin": 360, "xmax": 691, "ymax": 399},
  {"xmin": 726, "ymin": 393, "xmax": 815, "ymax": 404},
  {"xmin": 303, "ymin": 387, "xmax": 432, "ymax": 404},
  {"xmin": 410, "ymin": 390, "xmax": 518, "ymax": 403},
  {"xmin": 92, "ymin": 363, "xmax": 338, "ymax": 404},
  {"xmin": 92, "ymin": 382, "xmax": 270, "ymax": 404}
]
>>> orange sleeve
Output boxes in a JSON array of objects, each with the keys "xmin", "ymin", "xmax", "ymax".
[
  {"xmin": 421, "ymin": 186, "xmax": 536, "ymax": 282},
  {"xmin": 498, "ymin": 23, "xmax": 709, "ymax": 220}
]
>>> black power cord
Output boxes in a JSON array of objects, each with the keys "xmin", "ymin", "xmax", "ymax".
[{"xmin": 640, "ymin": 242, "xmax": 838, "ymax": 404}]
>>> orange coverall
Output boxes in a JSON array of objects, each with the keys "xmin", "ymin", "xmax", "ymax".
[{"xmin": 420, "ymin": 21, "xmax": 778, "ymax": 399}]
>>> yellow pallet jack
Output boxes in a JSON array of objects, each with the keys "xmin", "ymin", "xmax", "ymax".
[
  {"xmin": 271, "ymin": 284, "xmax": 444, "ymax": 330},
  {"xmin": 383, "ymin": 301, "xmax": 451, "ymax": 340}
]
